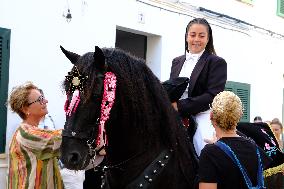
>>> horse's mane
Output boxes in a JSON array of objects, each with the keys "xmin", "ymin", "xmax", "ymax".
[{"xmin": 103, "ymin": 48, "xmax": 180, "ymax": 150}]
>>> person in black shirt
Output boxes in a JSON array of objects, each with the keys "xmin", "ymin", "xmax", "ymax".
[{"xmin": 198, "ymin": 91, "xmax": 271, "ymax": 189}]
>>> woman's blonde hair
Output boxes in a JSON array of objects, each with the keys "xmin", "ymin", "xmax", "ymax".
[
  {"xmin": 8, "ymin": 81, "xmax": 38, "ymax": 119},
  {"xmin": 211, "ymin": 91, "xmax": 243, "ymax": 131}
]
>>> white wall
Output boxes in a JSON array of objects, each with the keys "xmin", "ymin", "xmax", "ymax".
[
  {"xmin": 1, "ymin": 0, "xmax": 117, "ymax": 152},
  {"xmin": 186, "ymin": 0, "xmax": 284, "ymax": 34},
  {"xmin": 1, "ymin": 0, "xmax": 283, "ymax": 149}
]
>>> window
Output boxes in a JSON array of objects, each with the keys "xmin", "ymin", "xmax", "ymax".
[
  {"xmin": 225, "ymin": 81, "xmax": 250, "ymax": 122},
  {"xmin": 0, "ymin": 27, "xmax": 11, "ymax": 153},
  {"xmin": 277, "ymin": 0, "xmax": 284, "ymax": 18}
]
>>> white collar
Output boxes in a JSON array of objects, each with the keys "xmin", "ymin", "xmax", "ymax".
[{"xmin": 186, "ymin": 49, "xmax": 205, "ymax": 61}]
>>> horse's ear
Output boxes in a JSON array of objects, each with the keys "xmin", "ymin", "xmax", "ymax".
[
  {"xmin": 60, "ymin": 45, "xmax": 80, "ymax": 64},
  {"xmin": 94, "ymin": 46, "xmax": 106, "ymax": 71}
]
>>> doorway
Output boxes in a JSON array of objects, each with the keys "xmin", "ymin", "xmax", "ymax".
[{"xmin": 115, "ymin": 29, "xmax": 147, "ymax": 60}]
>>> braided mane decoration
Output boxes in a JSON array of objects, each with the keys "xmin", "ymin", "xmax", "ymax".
[
  {"xmin": 96, "ymin": 72, "xmax": 116, "ymax": 147},
  {"xmin": 65, "ymin": 89, "xmax": 81, "ymax": 116}
]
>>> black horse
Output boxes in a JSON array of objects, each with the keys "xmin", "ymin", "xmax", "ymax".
[{"xmin": 60, "ymin": 46, "xmax": 198, "ymax": 189}]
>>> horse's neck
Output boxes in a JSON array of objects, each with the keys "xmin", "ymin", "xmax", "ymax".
[
  {"xmin": 106, "ymin": 147, "xmax": 163, "ymax": 188},
  {"xmin": 105, "ymin": 123, "xmax": 165, "ymax": 188}
]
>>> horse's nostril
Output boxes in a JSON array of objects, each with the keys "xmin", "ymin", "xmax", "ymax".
[{"xmin": 68, "ymin": 152, "xmax": 81, "ymax": 164}]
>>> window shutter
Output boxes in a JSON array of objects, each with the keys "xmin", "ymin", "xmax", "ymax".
[
  {"xmin": 225, "ymin": 81, "xmax": 250, "ymax": 122},
  {"xmin": 0, "ymin": 27, "xmax": 11, "ymax": 153},
  {"xmin": 224, "ymin": 82, "xmax": 234, "ymax": 92},
  {"xmin": 236, "ymin": 87, "xmax": 250, "ymax": 121},
  {"xmin": 277, "ymin": 0, "xmax": 284, "ymax": 17}
]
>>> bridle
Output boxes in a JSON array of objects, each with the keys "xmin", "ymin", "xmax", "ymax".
[
  {"xmin": 63, "ymin": 66, "xmax": 174, "ymax": 188},
  {"xmin": 62, "ymin": 120, "xmax": 101, "ymax": 159},
  {"xmin": 63, "ymin": 71, "xmax": 117, "ymax": 161}
]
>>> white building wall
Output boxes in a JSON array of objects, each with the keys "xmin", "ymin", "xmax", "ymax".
[
  {"xmin": 187, "ymin": 0, "xmax": 284, "ymax": 34},
  {"xmin": 0, "ymin": 0, "xmax": 283, "ymax": 187}
]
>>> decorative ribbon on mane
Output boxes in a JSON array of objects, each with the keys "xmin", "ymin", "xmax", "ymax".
[
  {"xmin": 65, "ymin": 89, "xmax": 81, "ymax": 116},
  {"xmin": 96, "ymin": 72, "xmax": 117, "ymax": 147}
]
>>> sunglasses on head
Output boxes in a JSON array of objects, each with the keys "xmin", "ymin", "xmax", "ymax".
[{"xmin": 28, "ymin": 95, "xmax": 45, "ymax": 106}]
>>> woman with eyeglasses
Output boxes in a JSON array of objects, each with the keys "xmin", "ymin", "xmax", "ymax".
[{"xmin": 7, "ymin": 81, "xmax": 64, "ymax": 189}]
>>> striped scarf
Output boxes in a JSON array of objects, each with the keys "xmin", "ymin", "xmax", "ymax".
[{"xmin": 8, "ymin": 123, "xmax": 64, "ymax": 189}]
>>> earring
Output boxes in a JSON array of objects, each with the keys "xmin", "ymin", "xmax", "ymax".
[{"xmin": 27, "ymin": 112, "xmax": 30, "ymax": 116}]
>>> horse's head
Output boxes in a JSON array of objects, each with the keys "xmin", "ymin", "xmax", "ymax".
[{"xmin": 60, "ymin": 46, "xmax": 109, "ymax": 170}]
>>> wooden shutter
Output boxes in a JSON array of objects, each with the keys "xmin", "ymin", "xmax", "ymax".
[
  {"xmin": 277, "ymin": 0, "xmax": 284, "ymax": 17},
  {"xmin": 224, "ymin": 82, "xmax": 234, "ymax": 92},
  {"xmin": 0, "ymin": 28, "xmax": 11, "ymax": 153},
  {"xmin": 225, "ymin": 81, "xmax": 250, "ymax": 122}
]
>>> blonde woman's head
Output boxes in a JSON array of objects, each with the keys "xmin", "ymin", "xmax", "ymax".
[
  {"xmin": 211, "ymin": 91, "xmax": 243, "ymax": 131},
  {"xmin": 8, "ymin": 81, "xmax": 38, "ymax": 119}
]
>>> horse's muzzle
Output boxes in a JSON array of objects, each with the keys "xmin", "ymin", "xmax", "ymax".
[{"xmin": 61, "ymin": 150, "xmax": 88, "ymax": 170}]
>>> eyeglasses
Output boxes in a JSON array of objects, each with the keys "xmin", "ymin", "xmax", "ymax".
[{"xmin": 28, "ymin": 95, "xmax": 45, "ymax": 106}]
